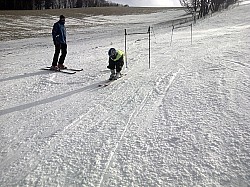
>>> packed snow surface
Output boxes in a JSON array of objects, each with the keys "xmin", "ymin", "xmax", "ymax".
[{"xmin": 0, "ymin": 3, "xmax": 250, "ymax": 187}]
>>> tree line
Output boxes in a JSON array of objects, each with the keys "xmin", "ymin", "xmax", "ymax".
[
  {"xmin": 0, "ymin": 0, "xmax": 125, "ymax": 10},
  {"xmin": 179, "ymin": 0, "xmax": 238, "ymax": 18}
]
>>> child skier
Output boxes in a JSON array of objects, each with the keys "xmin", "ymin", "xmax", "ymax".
[{"xmin": 107, "ymin": 48, "xmax": 124, "ymax": 80}]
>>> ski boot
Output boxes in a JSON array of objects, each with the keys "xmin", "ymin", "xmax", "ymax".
[
  {"xmin": 114, "ymin": 72, "xmax": 121, "ymax": 80},
  {"xmin": 50, "ymin": 65, "xmax": 59, "ymax": 71},
  {"xmin": 58, "ymin": 64, "xmax": 67, "ymax": 69},
  {"xmin": 109, "ymin": 69, "xmax": 116, "ymax": 80}
]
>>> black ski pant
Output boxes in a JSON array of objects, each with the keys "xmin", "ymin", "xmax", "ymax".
[
  {"xmin": 107, "ymin": 57, "xmax": 124, "ymax": 73},
  {"xmin": 52, "ymin": 43, "xmax": 67, "ymax": 66}
]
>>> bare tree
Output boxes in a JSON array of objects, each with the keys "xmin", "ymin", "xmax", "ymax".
[{"xmin": 179, "ymin": 0, "xmax": 238, "ymax": 18}]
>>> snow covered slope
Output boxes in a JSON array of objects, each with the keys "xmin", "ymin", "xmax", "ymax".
[{"xmin": 0, "ymin": 3, "xmax": 250, "ymax": 187}]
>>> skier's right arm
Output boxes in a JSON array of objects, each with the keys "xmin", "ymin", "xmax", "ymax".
[{"xmin": 52, "ymin": 23, "xmax": 59, "ymax": 45}]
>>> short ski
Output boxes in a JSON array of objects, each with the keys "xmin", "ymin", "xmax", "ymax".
[
  {"xmin": 98, "ymin": 79, "xmax": 115, "ymax": 87},
  {"xmin": 98, "ymin": 74, "xmax": 126, "ymax": 87},
  {"xmin": 42, "ymin": 67, "xmax": 76, "ymax": 74}
]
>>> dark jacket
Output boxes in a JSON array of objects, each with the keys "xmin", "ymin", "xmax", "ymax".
[{"xmin": 52, "ymin": 21, "xmax": 66, "ymax": 45}]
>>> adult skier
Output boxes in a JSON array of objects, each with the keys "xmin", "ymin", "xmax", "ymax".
[
  {"xmin": 51, "ymin": 15, "xmax": 67, "ymax": 70},
  {"xmin": 107, "ymin": 48, "xmax": 124, "ymax": 80}
]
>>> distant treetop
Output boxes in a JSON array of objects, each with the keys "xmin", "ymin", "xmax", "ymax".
[{"xmin": 0, "ymin": 0, "xmax": 126, "ymax": 10}]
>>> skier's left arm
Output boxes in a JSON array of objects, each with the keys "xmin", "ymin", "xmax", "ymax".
[
  {"xmin": 114, "ymin": 50, "xmax": 124, "ymax": 62},
  {"xmin": 115, "ymin": 50, "xmax": 125, "ymax": 67}
]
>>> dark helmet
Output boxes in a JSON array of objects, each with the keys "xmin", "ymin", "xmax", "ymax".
[{"xmin": 108, "ymin": 48, "xmax": 117, "ymax": 58}]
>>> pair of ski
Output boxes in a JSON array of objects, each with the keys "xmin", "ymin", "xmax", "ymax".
[
  {"xmin": 98, "ymin": 74, "xmax": 126, "ymax": 87},
  {"xmin": 42, "ymin": 67, "xmax": 83, "ymax": 74}
]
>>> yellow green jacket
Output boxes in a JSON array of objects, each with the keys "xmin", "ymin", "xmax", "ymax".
[{"xmin": 110, "ymin": 50, "xmax": 124, "ymax": 62}]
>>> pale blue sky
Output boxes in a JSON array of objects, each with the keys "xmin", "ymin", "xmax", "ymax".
[{"xmin": 112, "ymin": 0, "xmax": 181, "ymax": 7}]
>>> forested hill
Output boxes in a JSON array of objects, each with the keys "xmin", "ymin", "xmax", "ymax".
[{"xmin": 0, "ymin": 0, "xmax": 126, "ymax": 10}]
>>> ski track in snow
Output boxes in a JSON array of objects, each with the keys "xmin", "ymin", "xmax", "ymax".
[
  {"xmin": 99, "ymin": 69, "xmax": 181, "ymax": 186},
  {"xmin": 0, "ymin": 3, "xmax": 250, "ymax": 187}
]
